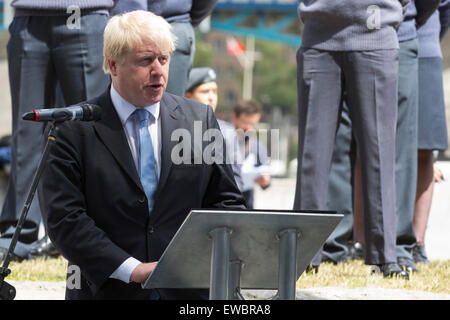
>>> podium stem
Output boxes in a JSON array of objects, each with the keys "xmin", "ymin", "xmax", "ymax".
[
  {"xmin": 209, "ymin": 227, "xmax": 231, "ymax": 300},
  {"xmin": 278, "ymin": 229, "xmax": 298, "ymax": 300}
]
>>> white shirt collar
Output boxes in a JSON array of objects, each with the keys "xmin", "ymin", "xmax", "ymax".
[{"xmin": 110, "ymin": 84, "xmax": 160, "ymax": 124}]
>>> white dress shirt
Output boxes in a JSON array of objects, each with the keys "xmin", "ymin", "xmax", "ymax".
[
  {"xmin": 110, "ymin": 84, "xmax": 162, "ymax": 179},
  {"xmin": 109, "ymin": 84, "xmax": 162, "ymax": 283}
]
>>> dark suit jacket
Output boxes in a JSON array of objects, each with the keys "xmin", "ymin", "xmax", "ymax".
[{"xmin": 38, "ymin": 89, "xmax": 245, "ymax": 300}]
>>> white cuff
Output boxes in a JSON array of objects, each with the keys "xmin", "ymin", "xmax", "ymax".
[{"xmin": 109, "ymin": 257, "xmax": 141, "ymax": 283}]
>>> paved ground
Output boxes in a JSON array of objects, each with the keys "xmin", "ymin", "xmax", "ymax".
[
  {"xmin": 0, "ymin": 60, "xmax": 11, "ymax": 137},
  {"xmin": 7, "ymin": 281, "xmax": 450, "ymax": 300},
  {"xmin": 11, "ymin": 281, "xmax": 450, "ymax": 301}
]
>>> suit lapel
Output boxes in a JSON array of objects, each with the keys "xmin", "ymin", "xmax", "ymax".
[
  {"xmin": 93, "ymin": 90, "xmax": 142, "ymax": 190},
  {"xmin": 155, "ymin": 93, "xmax": 184, "ymax": 199}
]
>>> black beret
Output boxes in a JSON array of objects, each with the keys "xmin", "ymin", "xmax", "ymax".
[{"xmin": 186, "ymin": 67, "xmax": 217, "ymax": 93}]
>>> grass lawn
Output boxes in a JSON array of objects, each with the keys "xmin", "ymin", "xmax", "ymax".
[
  {"xmin": 297, "ymin": 260, "xmax": 450, "ymax": 294},
  {"xmin": 5, "ymin": 256, "xmax": 450, "ymax": 294}
]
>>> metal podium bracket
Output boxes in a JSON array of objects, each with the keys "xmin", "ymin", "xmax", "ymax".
[
  {"xmin": 277, "ymin": 229, "xmax": 299, "ymax": 300},
  {"xmin": 208, "ymin": 227, "xmax": 232, "ymax": 300},
  {"xmin": 228, "ymin": 260, "xmax": 244, "ymax": 300},
  {"xmin": 208, "ymin": 226, "xmax": 300, "ymax": 300}
]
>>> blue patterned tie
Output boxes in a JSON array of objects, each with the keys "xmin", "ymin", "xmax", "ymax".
[{"xmin": 135, "ymin": 108, "xmax": 157, "ymax": 212}]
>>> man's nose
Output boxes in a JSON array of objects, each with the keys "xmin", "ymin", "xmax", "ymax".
[{"xmin": 151, "ymin": 59, "xmax": 163, "ymax": 75}]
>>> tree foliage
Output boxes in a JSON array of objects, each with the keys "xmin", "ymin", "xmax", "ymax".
[
  {"xmin": 193, "ymin": 32, "xmax": 213, "ymax": 68},
  {"xmin": 253, "ymin": 39, "xmax": 298, "ymax": 114},
  {"xmin": 192, "ymin": 32, "xmax": 298, "ymax": 115}
]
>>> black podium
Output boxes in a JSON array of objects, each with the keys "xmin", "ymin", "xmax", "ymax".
[{"xmin": 143, "ymin": 209, "xmax": 343, "ymax": 300}]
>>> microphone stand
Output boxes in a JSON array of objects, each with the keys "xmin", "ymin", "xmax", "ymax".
[{"xmin": 0, "ymin": 121, "xmax": 58, "ymax": 300}]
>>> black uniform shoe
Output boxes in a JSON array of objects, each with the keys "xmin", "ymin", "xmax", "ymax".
[
  {"xmin": 305, "ymin": 264, "xmax": 319, "ymax": 274},
  {"xmin": 27, "ymin": 236, "xmax": 60, "ymax": 259},
  {"xmin": 321, "ymin": 254, "xmax": 348, "ymax": 265},
  {"xmin": 371, "ymin": 263, "xmax": 409, "ymax": 279},
  {"xmin": 347, "ymin": 241, "xmax": 365, "ymax": 260},
  {"xmin": 412, "ymin": 243, "xmax": 430, "ymax": 264},
  {"xmin": 398, "ymin": 257, "xmax": 419, "ymax": 273}
]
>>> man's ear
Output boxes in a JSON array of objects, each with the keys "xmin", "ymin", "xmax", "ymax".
[
  {"xmin": 108, "ymin": 59, "xmax": 118, "ymax": 76},
  {"xmin": 185, "ymin": 92, "xmax": 192, "ymax": 99}
]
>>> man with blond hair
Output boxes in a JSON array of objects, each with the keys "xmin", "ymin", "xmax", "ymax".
[
  {"xmin": 38, "ymin": 10, "xmax": 245, "ymax": 300},
  {"xmin": 113, "ymin": 0, "xmax": 219, "ymax": 96}
]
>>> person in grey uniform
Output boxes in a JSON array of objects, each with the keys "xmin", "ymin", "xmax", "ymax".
[
  {"xmin": 321, "ymin": 0, "xmax": 441, "ymax": 274},
  {"xmin": 413, "ymin": 0, "xmax": 450, "ymax": 264},
  {"xmin": 113, "ymin": 0, "xmax": 218, "ymax": 97},
  {"xmin": 185, "ymin": 67, "xmax": 244, "ymax": 192},
  {"xmin": 393, "ymin": 0, "xmax": 441, "ymax": 273},
  {"xmin": 294, "ymin": 0, "xmax": 410, "ymax": 278},
  {"xmin": 0, "ymin": 0, "xmax": 114, "ymax": 261},
  {"xmin": 321, "ymin": 102, "xmax": 357, "ymax": 264}
]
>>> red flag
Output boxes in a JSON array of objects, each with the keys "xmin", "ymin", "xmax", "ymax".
[{"xmin": 227, "ymin": 37, "xmax": 246, "ymax": 56}]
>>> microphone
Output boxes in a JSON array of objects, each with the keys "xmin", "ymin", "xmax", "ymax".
[{"xmin": 22, "ymin": 104, "xmax": 102, "ymax": 122}]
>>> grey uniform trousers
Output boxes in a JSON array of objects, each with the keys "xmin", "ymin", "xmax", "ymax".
[
  {"xmin": 322, "ymin": 39, "xmax": 419, "ymax": 263},
  {"xmin": 322, "ymin": 103, "xmax": 356, "ymax": 263},
  {"xmin": 0, "ymin": 15, "xmax": 110, "ymax": 247},
  {"xmin": 294, "ymin": 47, "xmax": 399, "ymax": 265},
  {"xmin": 166, "ymin": 22, "xmax": 195, "ymax": 96}
]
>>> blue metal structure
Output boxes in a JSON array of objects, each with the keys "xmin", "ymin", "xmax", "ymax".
[
  {"xmin": 215, "ymin": 0, "xmax": 298, "ymax": 11},
  {"xmin": 212, "ymin": 0, "xmax": 301, "ymax": 47},
  {"xmin": 0, "ymin": 1, "xmax": 302, "ymax": 45},
  {"xmin": 0, "ymin": 1, "xmax": 4, "ymax": 30}
]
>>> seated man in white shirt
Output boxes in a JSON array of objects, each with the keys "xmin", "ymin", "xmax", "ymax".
[{"xmin": 231, "ymin": 100, "xmax": 271, "ymax": 209}]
